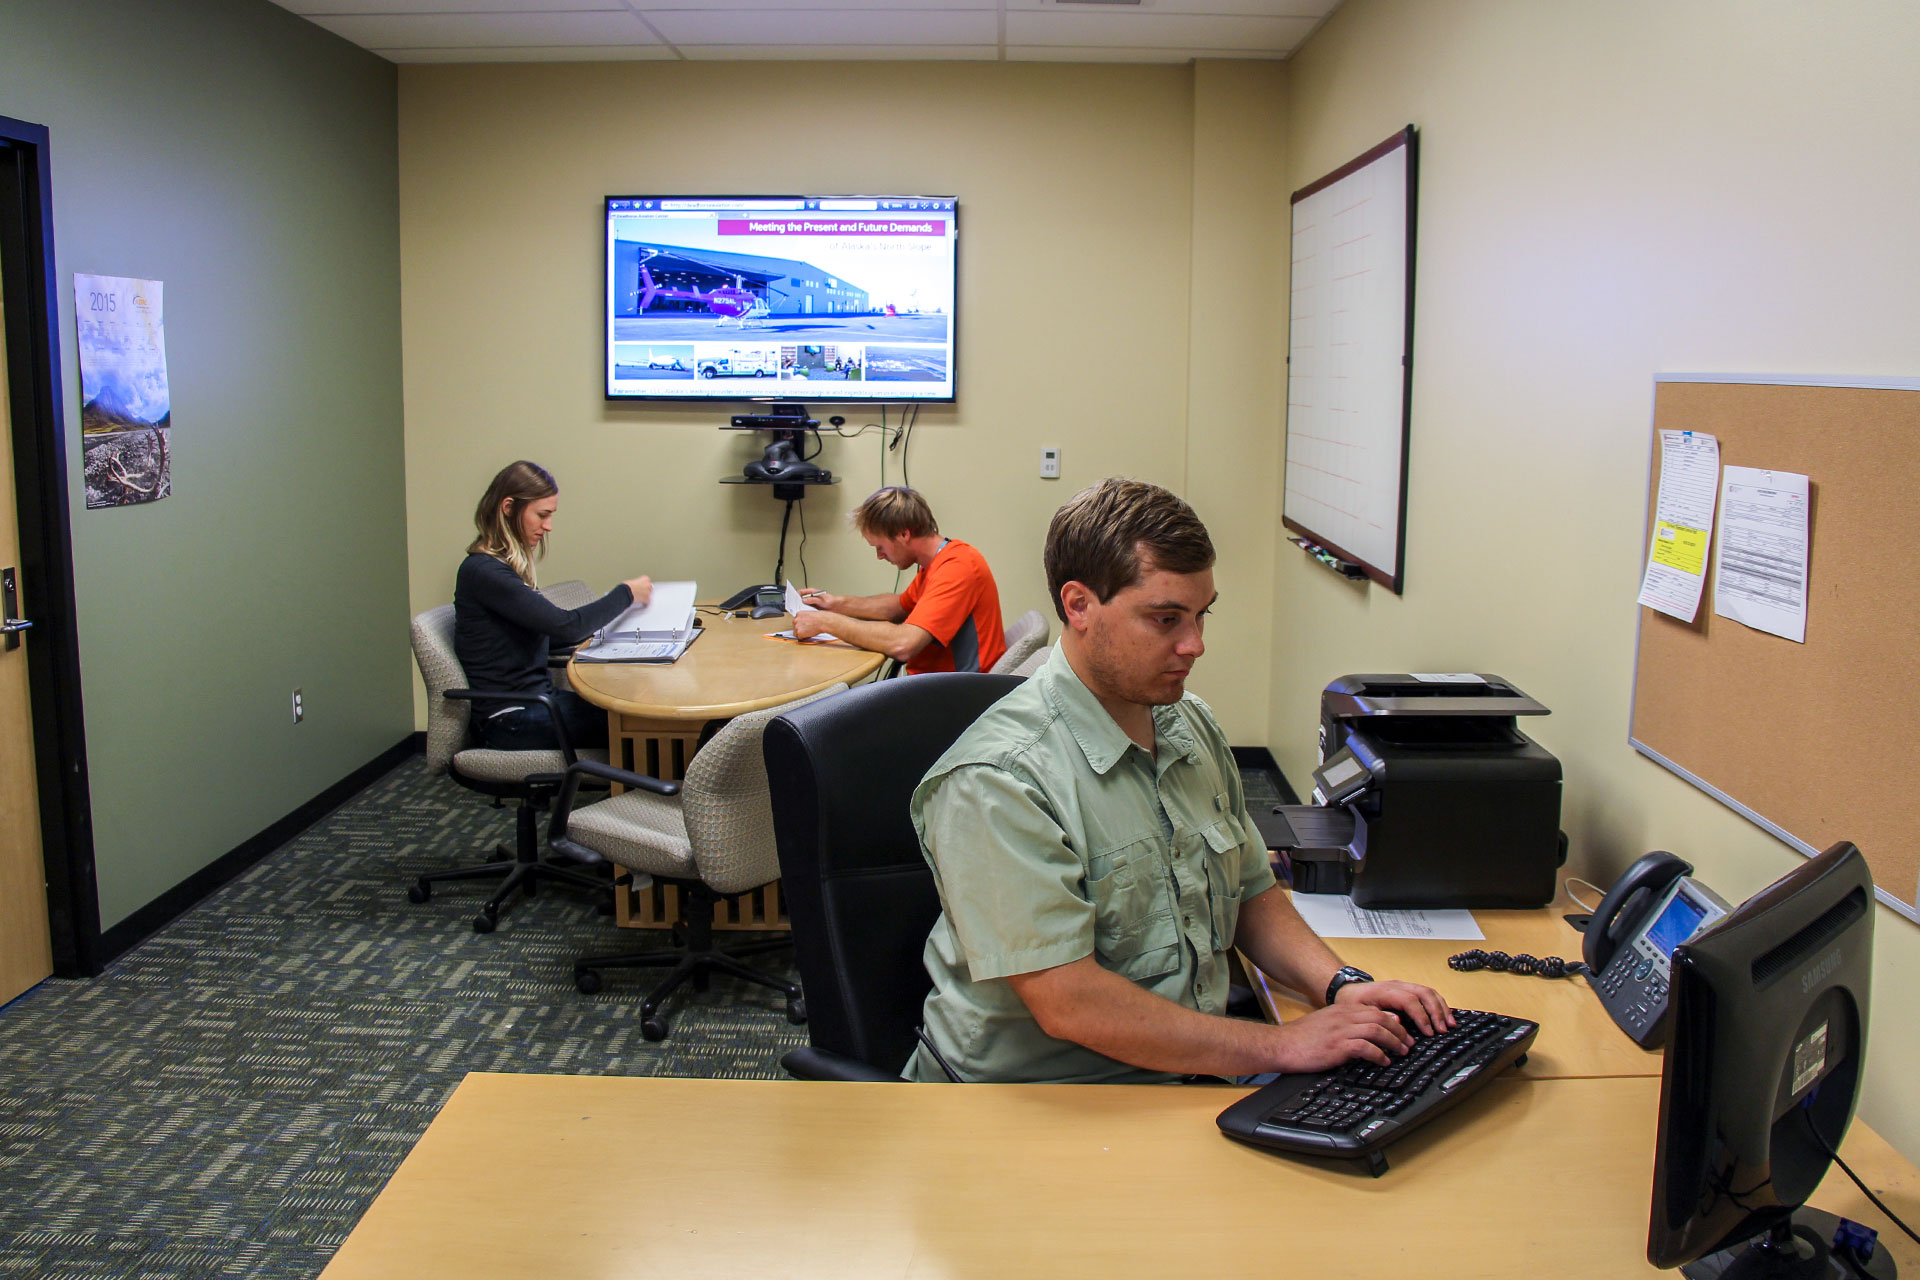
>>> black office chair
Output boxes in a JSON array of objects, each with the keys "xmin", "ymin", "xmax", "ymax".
[{"xmin": 764, "ymin": 672, "xmax": 1024, "ymax": 1081}]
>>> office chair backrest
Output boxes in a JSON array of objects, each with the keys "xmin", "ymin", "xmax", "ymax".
[
  {"xmin": 1010, "ymin": 644, "xmax": 1051, "ymax": 678},
  {"xmin": 990, "ymin": 609, "xmax": 1048, "ymax": 676},
  {"xmin": 411, "ymin": 604, "xmax": 470, "ymax": 773},
  {"xmin": 765, "ymin": 672, "xmax": 1024, "ymax": 1075},
  {"xmin": 679, "ymin": 683, "xmax": 845, "ymax": 896}
]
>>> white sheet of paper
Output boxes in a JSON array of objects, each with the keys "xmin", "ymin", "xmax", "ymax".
[
  {"xmin": 1637, "ymin": 430, "xmax": 1720, "ymax": 622},
  {"xmin": 1288, "ymin": 892, "xmax": 1485, "ymax": 942},
  {"xmin": 783, "ymin": 580, "xmax": 812, "ymax": 614},
  {"xmin": 1712, "ymin": 466, "xmax": 1810, "ymax": 644},
  {"xmin": 604, "ymin": 580, "xmax": 697, "ymax": 637}
]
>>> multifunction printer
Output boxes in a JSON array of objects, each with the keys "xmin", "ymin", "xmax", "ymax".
[{"xmin": 1263, "ymin": 674, "xmax": 1566, "ymax": 909}]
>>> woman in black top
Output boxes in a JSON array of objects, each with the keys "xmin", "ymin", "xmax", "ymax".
[{"xmin": 454, "ymin": 461, "xmax": 653, "ymax": 751}]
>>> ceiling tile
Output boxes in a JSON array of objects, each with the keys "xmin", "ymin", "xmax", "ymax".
[
  {"xmin": 1004, "ymin": 0, "xmax": 1333, "ymax": 13},
  {"xmin": 283, "ymin": 0, "xmax": 622, "ymax": 14},
  {"xmin": 1005, "ymin": 43, "xmax": 1283, "ymax": 61},
  {"xmin": 1004, "ymin": 10, "xmax": 1315, "ymax": 50},
  {"xmin": 308, "ymin": 10, "xmax": 661, "ymax": 49},
  {"xmin": 643, "ymin": 0, "xmax": 994, "ymax": 10},
  {"xmin": 380, "ymin": 44, "xmax": 680, "ymax": 62},
  {"xmin": 678, "ymin": 43, "xmax": 1000, "ymax": 59},
  {"xmin": 649, "ymin": 9, "xmax": 998, "ymax": 45}
]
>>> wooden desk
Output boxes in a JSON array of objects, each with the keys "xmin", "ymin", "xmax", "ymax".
[
  {"xmin": 568, "ymin": 611, "xmax": 884, "ymax": 780},
  {"xmin": 1244, "ymin": 893, "xmax": 1664, "ymax": 1080},
  {"xmin": 320, "ymin": 1073, "xmax": 1919, "ymax": 1280}
]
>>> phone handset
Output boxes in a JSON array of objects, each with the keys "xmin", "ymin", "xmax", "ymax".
[{"xmin": 1583, "ymin": 850, "xmax": 1731, "ymax": 1048}]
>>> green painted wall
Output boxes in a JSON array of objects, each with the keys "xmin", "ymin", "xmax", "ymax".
[{"xmin": 0, "ymin": 0, "xmax": 409, "ymax": 929}]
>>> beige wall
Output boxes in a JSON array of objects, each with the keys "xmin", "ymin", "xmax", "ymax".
[
  {"xmin": 1276, "ymin": 0, "xmax": 1920, "ymax": 1161},
  {"xmin": 400, "ymin": 60, "xmax": 1286, "ymax": 740}
]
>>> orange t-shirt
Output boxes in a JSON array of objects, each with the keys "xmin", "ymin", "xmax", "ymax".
[{"xmin": 898, "ymin": 540, "xmax": 1006, "ymax": 675}]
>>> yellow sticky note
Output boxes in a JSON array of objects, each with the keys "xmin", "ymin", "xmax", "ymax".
[{"xmin": 1650, "ymin": 520, "xmax": 1707, "ymax": 575}]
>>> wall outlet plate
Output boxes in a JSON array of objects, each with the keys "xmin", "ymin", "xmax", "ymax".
[{"xmin": 1040, "ymin": 446, "xmax": 1061, "ymax": 479}]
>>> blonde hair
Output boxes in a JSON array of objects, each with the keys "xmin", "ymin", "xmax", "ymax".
[
  {"xmin": 852, "ymin": 486, "xmax": 938, "ymax": 540},
  {"xmin": 468, "ymin": 460, "xmax": 557, "ymax": 586}
]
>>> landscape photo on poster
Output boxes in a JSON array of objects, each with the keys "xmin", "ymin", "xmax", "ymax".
[{"xmin": 75, "ymin": 273, "xmax": 171, "ymax": 508}]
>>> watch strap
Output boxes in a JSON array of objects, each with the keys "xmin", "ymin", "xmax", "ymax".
[{"xmin": 1324, "ymin": 965, "xmax": 1374, "ymax": 1006}]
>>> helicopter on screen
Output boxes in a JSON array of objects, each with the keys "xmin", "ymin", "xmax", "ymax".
[{"xmin": 631, "ymin": 247, "xmax": 785, "ymax": 327}]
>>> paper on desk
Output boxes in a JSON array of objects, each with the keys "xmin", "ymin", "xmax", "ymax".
[
  {"xmin": 1637, "ymin": 431, "xmax": 1720, "ymax": 623},
  {"xmin": 1289, "ymin": 892, "xmax": 1485, "ymax": 942},
  {"xmin": 779, "ymin": 580, "xmax": 839, "ymax": 639},
  {"xmin": 1712, "ymin": 466, "xmax": 1810, "ymax": 644},
  {"xmin": 605, "ymin": 580, "xmax": 698, "ymax": 638}
]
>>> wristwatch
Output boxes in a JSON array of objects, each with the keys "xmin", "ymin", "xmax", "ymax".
[{"xmin": 1324, "ymin": 965, "xmax": 1374, "ymax": 1006}]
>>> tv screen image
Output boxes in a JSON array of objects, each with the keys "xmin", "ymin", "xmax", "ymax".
[{"xmin": 606, "ymin": 196, "xmax": 957, "ymax": 402}]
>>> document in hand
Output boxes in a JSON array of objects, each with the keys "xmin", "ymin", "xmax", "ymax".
[
  {"xmin": 604, "ymin": 580, "xmax": 698, "ymax": 641},
  {"xmin": 781, "ymin": 580, "xmax": 839, "ymax": 640}
]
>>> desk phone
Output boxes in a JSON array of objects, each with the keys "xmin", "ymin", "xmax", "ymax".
[{"xmin": 1583, "ymin": 851, "xmax": 1730, "ymax": 1048}]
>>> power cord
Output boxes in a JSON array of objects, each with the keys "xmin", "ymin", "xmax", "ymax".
[
  {"xmin": 1447, "ymin": 949, "xmax": 1589, "ymax": 979},
  {"xmin": 1801, "ymin": 1103, "xmax": 1920, "ymax": 1246},
  {"xmin": 1563, "ymin": 876, "xmax": 1607, "ymax": 913}
]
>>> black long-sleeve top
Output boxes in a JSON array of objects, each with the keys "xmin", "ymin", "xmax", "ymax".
[{"xmin": 453, "ymin": 553, "xmax": 633, "ymax": 717}]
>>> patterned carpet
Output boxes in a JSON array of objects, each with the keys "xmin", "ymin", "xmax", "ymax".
[
  {"xmin": 0, "ymin": 758, "xmax": 808, "ymax": 1279},
  {"xmin": 0, "ymin": 752, "xmax": 1293, "ymax": 1278}
]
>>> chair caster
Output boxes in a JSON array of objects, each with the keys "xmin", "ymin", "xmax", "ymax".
[
  {"xmin": 575, "ymin": 968, "xmax": 602, "ymax": 994},
  {"xmin": 407, "ymin": 881, "xmax": 430, "ymax": 904},
  {"xmin": 641, "ymin": 1017, "xmax": 668, "ymax": 1042},
  {"xmin": 786, "ymin": 997, "xmax": 808, "ymax": 1026},
  {"xmin": 473, "ymin": 907, "xmax": 497, "ymax": 934}
]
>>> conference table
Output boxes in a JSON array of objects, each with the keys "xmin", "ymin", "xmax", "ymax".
[
  {"xmin": 567, "ymin": 608, "xmax": 885, "ymax": 780},
  {"xmin": 566, "ymin": 610, "xmax": 883, "ymax": 929},
  {"xmin": 320, "ymin": 900, "xmax": 1920, "ymax": 1278}
]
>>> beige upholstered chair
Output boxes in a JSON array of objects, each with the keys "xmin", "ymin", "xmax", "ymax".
[
  {"xmin": 989, "ymin": 609, "xmax": 1048, "ymax": 676},
  {"xmin": 550, "ymin": 684, "xmax": 846, "ymax": 1041},
  {"xmin": 1010, "ymin": 643, "xmax": 1052, "ymax": 677},
  {"xmin": 408, "ymin": 596, "xmax": 610, "ymax": 933}
]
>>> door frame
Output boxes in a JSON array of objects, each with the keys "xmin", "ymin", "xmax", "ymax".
[{"xmin": 1, "ymin": 114, "xmax": 101, "ymax": 978}]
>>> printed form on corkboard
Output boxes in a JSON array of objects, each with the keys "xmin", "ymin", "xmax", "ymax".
[{"xmin": 1629, "ymin": 376, "xmax": 1920, "ymax": 923}]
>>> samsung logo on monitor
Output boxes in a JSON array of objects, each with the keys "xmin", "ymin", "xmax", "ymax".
[{"xmin": 1800, "ymin": 947, "xmax": 1844, "ymax": 994}]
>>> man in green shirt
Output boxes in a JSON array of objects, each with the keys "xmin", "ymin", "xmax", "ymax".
[{"xmin": 905, "ymin": 478, "xmax": 1452, "ymax": 1084}]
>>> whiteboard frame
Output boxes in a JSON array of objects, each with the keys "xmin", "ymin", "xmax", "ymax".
[
  {"xmin": 1281, "ymin": 125, "xmax": 1419, "ymax": 593},
  {"xmin": 1629, "ymin": 371, "xmax": 1920, "ymax": 925}
]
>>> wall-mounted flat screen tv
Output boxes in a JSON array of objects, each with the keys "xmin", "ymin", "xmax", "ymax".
[{"xmin": 605, "ymin": 195, "xmax": 957, "ymax": 402}]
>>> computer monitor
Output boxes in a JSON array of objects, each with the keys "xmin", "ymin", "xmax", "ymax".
[{"xmin": 1648, "ymin": 840, "xmax": 1888, "ymax": 1277}]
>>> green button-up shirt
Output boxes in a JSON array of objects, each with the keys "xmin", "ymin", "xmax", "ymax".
[{"xmin": 905, "ymin": 645, "xmax": 1277, "ymax": 1084}]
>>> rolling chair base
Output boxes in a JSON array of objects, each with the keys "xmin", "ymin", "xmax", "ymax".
[
  {"xmin": 574, "ymin": 883, "xmax": 806, "ymax": 1040},
  {"xmin": 408, "ymin": 794, "xmax": 612, "ymax": 932}
]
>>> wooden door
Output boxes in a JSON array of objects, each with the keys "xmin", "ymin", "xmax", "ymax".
[{"xmin": 0, "ymin": 252, "xmax": 53, "ymax": 1003}]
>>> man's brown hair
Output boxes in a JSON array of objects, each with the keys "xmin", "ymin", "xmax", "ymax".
[
  {"xmin": 1043, "ymin": 478, "xmax": 1215, "ymax": 623},
  {"xmin": 852, "ymin": 486, "xmax": 939, "ymax": 540}
]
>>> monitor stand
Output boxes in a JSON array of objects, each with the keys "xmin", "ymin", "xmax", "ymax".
[{"xmin": 1682, "ymin": 1209, "xmax": 1895, "ymax": 1280}]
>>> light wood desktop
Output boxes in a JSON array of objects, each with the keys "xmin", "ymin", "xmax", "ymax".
[
  {"xmin": 1243, "ymin": 893, "xmax": 1663, "ymax": 1080},
  {"xmin": 568, "ymin": 609, "xmax": 884, "ymax": 780},
  {"xmin": 321, "ymin": 1072, "xmax": 1919, "ymax": 1280}
]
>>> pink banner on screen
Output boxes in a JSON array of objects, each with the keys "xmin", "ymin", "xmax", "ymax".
[{"xmin": 716, "ymin": 218, "xmax": 945, "ymax": 236}]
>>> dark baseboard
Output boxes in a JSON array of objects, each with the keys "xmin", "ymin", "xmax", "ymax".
[
  {"xmin": 1231, "ymin": 745, "xmax": 1300, "ymax": 805},
  {"xmin": 95, "ymin": 736, "xmax": 419, "ymax": 967}
]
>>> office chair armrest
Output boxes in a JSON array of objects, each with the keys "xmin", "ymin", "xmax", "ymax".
[
  {"xmin": 780, "ymin": 1046, "xmax": 906, "ymax": 1082},
  {"xmin": 443, "ymin": 687, "xmax": 582, "ymax": 763},
  {"xmin": 547, "ymin": 757, "xmax": 683, "ymax": 846}
]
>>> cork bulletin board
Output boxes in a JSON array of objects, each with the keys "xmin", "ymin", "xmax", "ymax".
[{"xmin": 1629, "ymin": 375, "xmax": 1920, "ymax": 924}]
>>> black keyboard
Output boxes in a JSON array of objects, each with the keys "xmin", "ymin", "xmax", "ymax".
[{"xmin": 1215, "ymin": 1008, "xmax": 1539, "ymax": 1176}]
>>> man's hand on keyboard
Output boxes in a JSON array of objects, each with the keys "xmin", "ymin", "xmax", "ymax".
[
  {"xmin": 1333, "ymin": 978, "xmax": 1455, "ymax": 1037},
  {"xmin": 1271, "ymin": 1002, "xmax": 1419, "ymax": 1073}
]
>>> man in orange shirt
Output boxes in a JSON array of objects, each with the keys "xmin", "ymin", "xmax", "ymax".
[{"xmin": 794, "ymin": 487, "xmax": 1007, "ymax": 674}]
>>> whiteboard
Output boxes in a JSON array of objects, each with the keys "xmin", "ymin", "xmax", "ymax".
[{"xmin": 1282, "ymin": 127, "xmax": 1417, "ymax": 592}]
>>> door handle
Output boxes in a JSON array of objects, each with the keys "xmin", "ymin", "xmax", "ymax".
[{"xmin": 1, "ymin": 567, "xmax": 26, "ymax": 651}]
